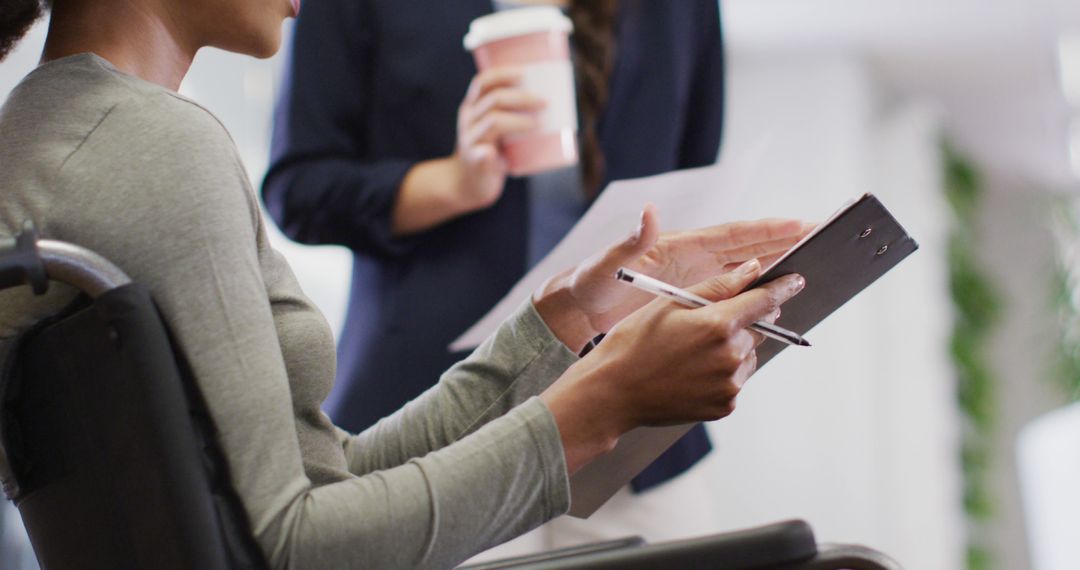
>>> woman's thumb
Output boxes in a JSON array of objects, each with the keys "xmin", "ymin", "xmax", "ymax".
[{"xmin": 612, "ymin": 204, "xmax": 659, "ymax": 262}]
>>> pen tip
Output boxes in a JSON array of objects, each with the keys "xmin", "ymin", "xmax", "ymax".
[{"xmin": 798, "ymin": 338, "xmax": 811, "ymax": 347}]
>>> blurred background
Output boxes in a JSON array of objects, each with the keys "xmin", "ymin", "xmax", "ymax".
[{"xmin": 2, "ymin": 0, "xmax": 1079, "ymax": 568}]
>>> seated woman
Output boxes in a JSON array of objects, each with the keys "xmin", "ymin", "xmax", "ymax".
[{"xmin": 0, "ymin": 0, "xmax": 808, "ymax": 568}]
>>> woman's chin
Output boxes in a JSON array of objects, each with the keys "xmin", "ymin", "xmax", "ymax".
[
  {"xmin": 250, "ymin": 38, "xmax": 282, "ymax": 60},
  {"xmin": 221, "ymin": 30, "xmax": 282, "ymax": 60}
]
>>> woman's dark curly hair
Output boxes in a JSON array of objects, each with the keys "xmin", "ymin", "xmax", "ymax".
[{"xmin": 0, "ymin": 0, "xmax": 46, "ymax": 61}]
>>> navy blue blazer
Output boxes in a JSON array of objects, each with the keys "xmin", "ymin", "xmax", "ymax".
[{"xmin": 263, "ymin": 0, "xmax": 725, "ymax": 492}]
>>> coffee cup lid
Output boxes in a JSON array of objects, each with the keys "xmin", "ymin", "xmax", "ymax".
[{"xmin": 464, "ymin": 6, "xmax": 573, "ymax": 51}]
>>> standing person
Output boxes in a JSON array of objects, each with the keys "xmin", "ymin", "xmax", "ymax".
[{"xmin": 262, "ymin": 0, "xmax": 726, "ymax": 546}]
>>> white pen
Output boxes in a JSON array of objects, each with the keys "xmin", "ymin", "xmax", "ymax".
[{"xmin": 615, "ymin": 267, "xmax": 810, "ymax": 347}]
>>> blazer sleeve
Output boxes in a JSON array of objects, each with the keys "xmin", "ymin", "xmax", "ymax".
[
  {"xmin": 261, "ymin": 0, "xmax": 418, "ymax": 258},
  {"xmin": 677, "ymin": 0, "xmax": 726, "ymax": 168}
]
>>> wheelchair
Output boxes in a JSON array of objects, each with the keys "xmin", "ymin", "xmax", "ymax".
[{"xmin": 0, "ymin": 222, "xmax": 901, "ymax": 569}]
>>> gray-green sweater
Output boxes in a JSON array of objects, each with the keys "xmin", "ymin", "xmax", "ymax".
[{"xmin": 0, "ymin": 54, "xmax": 577, "ymax": 569}]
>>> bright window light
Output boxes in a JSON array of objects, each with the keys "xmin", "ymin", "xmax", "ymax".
[{"xmin": 1061, "ymin": 33, "xmax": 1080, "ymax": 108}]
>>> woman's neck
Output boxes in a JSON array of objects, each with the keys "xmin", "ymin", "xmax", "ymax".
[{"xmin": 41, "ymin": 1, "xmax": 195, "ymax": 91}]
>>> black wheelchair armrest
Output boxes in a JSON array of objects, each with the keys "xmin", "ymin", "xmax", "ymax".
[
  {"xmin": 806, "ymin": 544, "xmax": 904, "ymax": 570},
  {"xmin": 462, "ymin": 520, "xmax": 819, "ymax": 570},
  {"xmin": 459, "ymin": 537, "xmax": 645, "ymax": 570}
]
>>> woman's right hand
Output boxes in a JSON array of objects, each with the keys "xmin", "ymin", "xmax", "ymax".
[
  {"xmin": 540, "ymin": 261, "xmax": 806, "ymax": 473},
  {"xmin": 451, "ymin": 68, "xmax": 544, "ymax": 209},
  {"xmin": 392, "ymin": 69, "xmax": 544, "ymax": 235}
]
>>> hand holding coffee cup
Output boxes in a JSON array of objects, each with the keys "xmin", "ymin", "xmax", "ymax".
[
  {"xmin": 393, "ymin": 14, "xmax": 574, "ymax": 235},
  {"xmin": 464, "ymin": 7, "xmax": 579, "ymax": 177},
  {"xmin": 451, "ymin": 68, "xmax": 547, "ymax": 209}
]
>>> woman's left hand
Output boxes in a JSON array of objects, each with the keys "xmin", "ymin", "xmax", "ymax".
[{"xmin": 534, "ymin": 204, "xmax": 814, "ymax": 352}]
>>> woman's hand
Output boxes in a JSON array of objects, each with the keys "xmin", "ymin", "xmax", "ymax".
[
  {"xmin": 392, "ymin": 69, "xmax": 543, "ymax": 235},
  {"xmin": 534, "ymin": 204, "xmax": 814, "ymax": 352},
  {"xmin": 451, "ymin": 68, "xmax": 544, "ymax": 209},
  {"xmin": 540, "ymin": 260, "xmax": 806, "ymax": 473}
]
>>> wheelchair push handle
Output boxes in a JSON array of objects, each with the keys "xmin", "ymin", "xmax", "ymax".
[
  {"xmin": 0, "ymin": 221, "xmax": 131, "ymax": 297},
  {"xmin": 0, "ymin": 220, "xmax": 48, "ymax": 295}
]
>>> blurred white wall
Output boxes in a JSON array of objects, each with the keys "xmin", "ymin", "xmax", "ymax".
[
  {"xmin": 975, "ymin": 176, "xmax": 1078, "ymax": 569},
  {"xmin": 697, "ymin": 52, "xmax": 962, "ymax": 569},
  {"xmin": 0, "ymin": 20, "xmax": 45, "ymax": 99}
]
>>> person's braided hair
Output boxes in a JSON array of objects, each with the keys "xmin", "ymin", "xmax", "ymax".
[
  {"xmin": 0, "ymin": 0, "xmax": 45, "ymax": 61},
  {"xmin": 567, "ymin": 0, "xmax": 617, "ymax": 198}
]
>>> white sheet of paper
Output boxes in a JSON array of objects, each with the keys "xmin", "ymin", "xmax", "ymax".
[
  {"xmin": 449, "ymin": 140, "xmax": 799, "ymax": 517},
  {"xmin": 450, "ymin": 157, "xmax": 760, "ymax": 351}
]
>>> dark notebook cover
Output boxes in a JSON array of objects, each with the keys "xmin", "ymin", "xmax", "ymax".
[{"xmin": 568, "ymin": 193, "xmax": 919, "ymax": 517}]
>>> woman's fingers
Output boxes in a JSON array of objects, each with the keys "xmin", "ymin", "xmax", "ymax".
[
  {"xmin": 459, "ymin": 71, "xmax": 548, "ymax": 152},
  {"xmin": 462, "ymin": 111, "xmax": 539, "ymax": 147},
  {"xmin": 588, "ymin": 204, "xmax": 660, "ymax": 279},
  {"xmin": 702, "ymin": 336, "xmax": 755, "ymax": 420},
  {"xmin": 730, "ymin": 348, "xmax": 758, "ymax": 390},
  {"xmin": 685, "ymin": 218, "xmax": 808, "ymax": 251},
  {"xmin": 561, "ymin": 205, "xmax": 660, "ymax": 322},
  {"xmin": 650, "ymin": 219, "xmax": 811, "ymax": 283},
  {"xmin": 462, "ymin": 143, "xmax": 506, "ymax": 178},
  {"xmin": 714, "ymin": 329, "xmax": 756, "ymax": 374},
  {"xmin": 461, "ymin": 143, "xmax": 501, "ymax": 167},
  {"xmin": 684, "ymin": 258, "xmax": 763, "ymax": 303},
  {"xmin": 746, "ymin": 307, "xmax": 782, "ymax": 345},
  {"xmin": 468, "ymin": 89, "xmax": 545, "ymax": 123},
  {"xmin": 464, "ymin": 68, "xmax": 523, "ymax": 106},
  {"xmin": 711, "ymin": 273, "xmax": 806, "ymax": 333},
  {"xmin": 461, "ymin": 87, "xmax": 545, "ymax": 149},
  {"xmin": 711, "ymin": 234, "xmax": 807, "ymax": 266}
]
